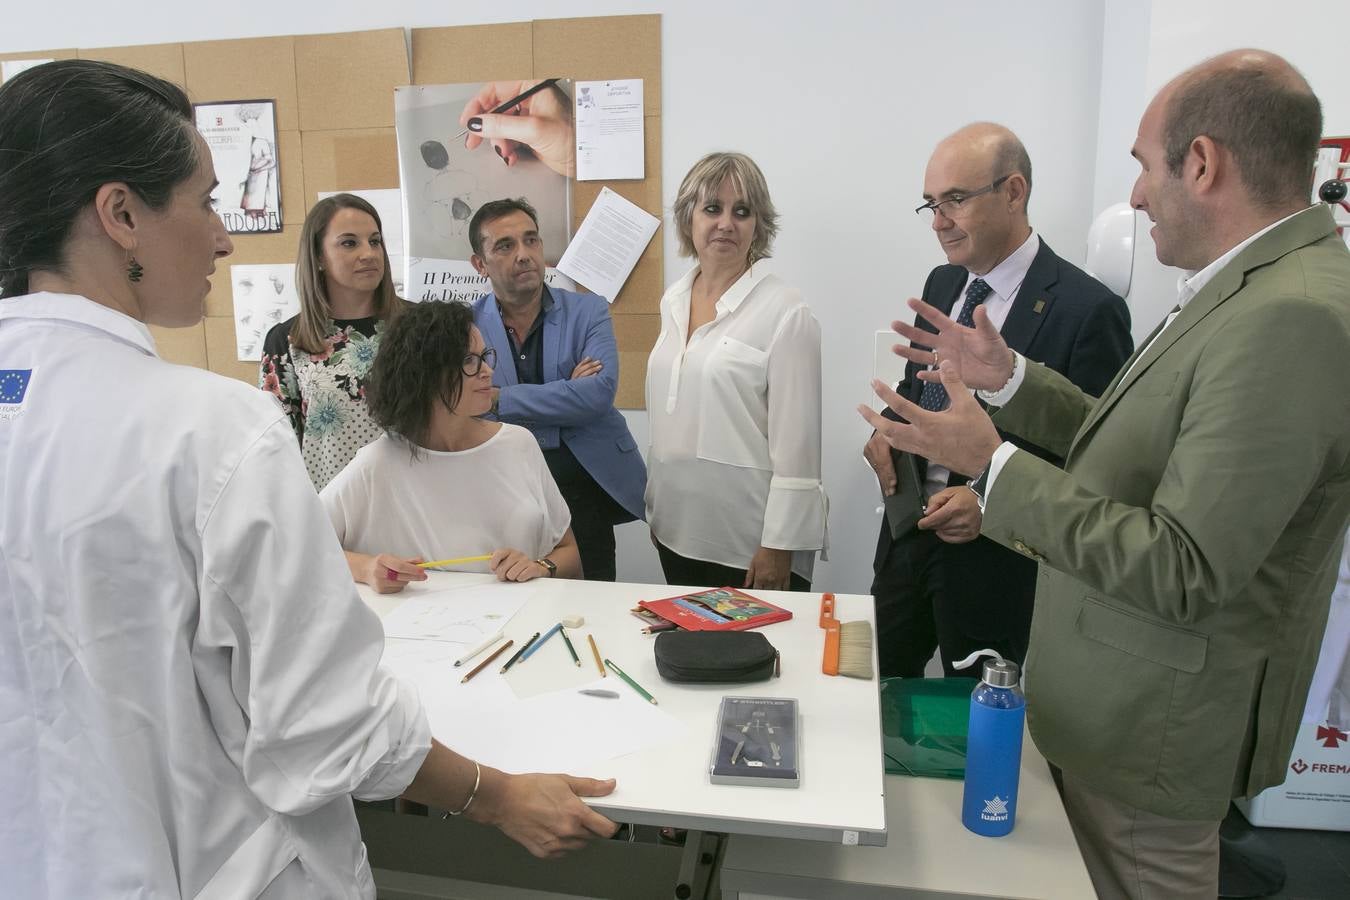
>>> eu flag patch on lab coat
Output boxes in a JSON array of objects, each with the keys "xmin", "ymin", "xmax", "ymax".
[{"xmin": 0, "ymin": 369, "xmax": 32, "ymax": 409}]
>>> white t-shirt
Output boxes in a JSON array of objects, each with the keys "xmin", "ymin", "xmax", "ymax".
[{"xmin": 321, "ymin": 424, "xmax": 571, "ymax": 571}]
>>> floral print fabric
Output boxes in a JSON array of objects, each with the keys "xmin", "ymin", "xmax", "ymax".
[{"xmin": 260, "ymin": 315, "xmax": 386, "ymax": 490}]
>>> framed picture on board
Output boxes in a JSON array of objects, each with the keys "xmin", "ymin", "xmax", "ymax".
[{"xmin": 194, "ymin": 99, "xmax": 283, "ymax": 234}]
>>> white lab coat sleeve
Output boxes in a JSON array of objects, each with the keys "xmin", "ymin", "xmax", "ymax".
[
  {"xmin": 760, "ymin": 304, "xmax": 828, "ymax": 552},
  {"xmin": 197, "ymin": 419, "xmax": 431, "ymax": 815}
]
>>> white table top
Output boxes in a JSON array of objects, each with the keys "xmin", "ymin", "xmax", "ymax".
[
  {"xmin": 363, "ymin": 573, "xmax": 887, "ymax": 846},
  {"xmin": 720, "ymin": 734, "xmax": 1096, "ymax": 899}
]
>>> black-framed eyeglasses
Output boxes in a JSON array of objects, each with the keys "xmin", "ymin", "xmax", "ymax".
[
  {"xmin": 915, "ymin": 174, "xmax": 1013, "ymax": 222},
  {"xmin": 462, "ymin": 347, "xmax": 497, "ymax": 376}
]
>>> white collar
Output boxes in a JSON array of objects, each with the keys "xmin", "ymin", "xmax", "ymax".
[
  {"xmin": 970, "ymin": 231, "xmax": 1039, "ymax": 301},
  {"xmin": 1176, "ymin": 205, "xmax": 1316, "ymax": 308},
  {"xmin": 673, "ymin": 262, "xmax": 771, "ymax": 315},
  {"xmin": 0, "ymin": 292, "xmax": 158, "ymax": 356}
]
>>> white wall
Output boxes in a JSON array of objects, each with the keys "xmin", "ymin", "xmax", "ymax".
[
  {"xmin": 1090, "ymin": 0, "xmax": 1350, "ymax": 348},
  {"xmin": 1, "ymin": 1, "xmax": 1109, "ymax": 592}
]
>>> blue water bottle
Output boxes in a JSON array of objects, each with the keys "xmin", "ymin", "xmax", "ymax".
[{"xmin": 955, "ymin": 649, "xmax": 1025, "ymax": 837}]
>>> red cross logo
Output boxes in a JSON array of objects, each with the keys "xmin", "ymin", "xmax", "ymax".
[{"xmin": 1316, "ymin": 725, "xmax": 1348, "ymax": 749}]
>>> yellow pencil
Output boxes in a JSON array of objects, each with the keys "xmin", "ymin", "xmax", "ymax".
[
  {"xmin": 587, "ymin": 633, "xmax": 605, "ymax": 677},
  {"xmin": 417, "ymin": 554, "xmax": 493, "ymax": 569}
]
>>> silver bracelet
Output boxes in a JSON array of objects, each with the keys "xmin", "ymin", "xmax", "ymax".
[{"xmin": 447, "ymin": 760, "xmax": 481, "ymax": 816}]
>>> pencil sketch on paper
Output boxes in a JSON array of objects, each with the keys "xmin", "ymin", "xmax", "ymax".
[
  {"xmin": 231, "ymin": 263, "xmax": 300, "ymax": 361},
  {"xmin": 394, "ymin": 82, "xmax": 572, "ymax": 268}
]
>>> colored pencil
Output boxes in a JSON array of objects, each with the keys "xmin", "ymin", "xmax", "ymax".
[
  {"xmin": 604, "ymin": 658, "xmax": 657, "ymax": 705},
  {"xmin": 417, "ymin": 554, "xmax": 493, "ymax": 569},
  {"xmin": 460, "ymin": 639, "xmax": 512, "ymax": 683},
  {"xmin": 454, "ymin": 630, "xmax": 504, "ymax": 667},
  {"xmin": 520, "ymin": 622, "xmax": 563, "ymax": 661},
  {"xmin": 500, "ymin": 632, "xmax": 539, "ymax": 673},
  {"xmin": 559, "ymin": 627, "xmax": 580, "ymax": 666},
  {"xmin": 587, "ymin": 634, "xmax": 605, "ymax": 677}
]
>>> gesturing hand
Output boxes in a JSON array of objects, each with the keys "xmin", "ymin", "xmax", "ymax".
[
  {"xmin": 892, "ymin": 298, "xmax": 1014, "ymax": 392},
  {"xmin": 858, "ymin": 361, "xmax": 1003, "ymax": 478}
]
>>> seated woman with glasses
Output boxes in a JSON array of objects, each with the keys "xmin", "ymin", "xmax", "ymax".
[{"xmin": 321, "ymin": 300, "xmax": 581, "ymax": 591}]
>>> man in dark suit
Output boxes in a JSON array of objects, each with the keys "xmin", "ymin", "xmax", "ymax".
[{"xmin": 866, "ymin": 123, "xmax": 1132, "ymax": 678}]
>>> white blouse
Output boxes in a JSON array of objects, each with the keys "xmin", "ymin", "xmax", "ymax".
[{"xmin": 644, "ymin": 264, "xmax": 828, "ymax": 580}]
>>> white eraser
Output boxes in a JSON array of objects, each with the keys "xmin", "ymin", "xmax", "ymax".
[{"xmin": 561, "ymin": 614, "xmax": 584, "ymax": 628}]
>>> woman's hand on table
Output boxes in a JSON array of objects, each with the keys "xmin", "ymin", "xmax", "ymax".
[
  {"xmin": 491, "ymin": 548, "xmax": 549, "ymax": 582},
  {"xmin": 471, "ymin": 767, "xmax": 619, "ymax": 859},
  {"xmin": 348, "ymin": 552, "xmax": 427, "ymax": 594},
  {"xmin": 744, "ymin": 546, "xmax": 792, "ymax": 590}
]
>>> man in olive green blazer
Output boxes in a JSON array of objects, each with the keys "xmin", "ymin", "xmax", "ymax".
[{"xmin": 861, "ymin": 50, "xmax": 1350, "ymax": 900}]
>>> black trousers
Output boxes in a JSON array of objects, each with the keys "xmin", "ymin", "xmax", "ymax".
[
  {"xmin": 870, "ymin": 521, "xmax": 1035, "ymax": 678},
  {"xmin": 552, "ymin": 465, "xmax": 634, "ymax": 582},
  {"xmin": 655, "ymin": 541, "xmax": 811, "ymax": 592}
]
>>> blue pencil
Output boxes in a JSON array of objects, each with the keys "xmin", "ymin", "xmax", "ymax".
[{"xmin": 519, "ymin": 622, "xmax": 563, "ymax": 662}]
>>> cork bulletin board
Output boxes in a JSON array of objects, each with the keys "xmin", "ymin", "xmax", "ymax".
[{"xmin": 0, "ymin": 14, "xmax": 662, "ymax": 408}]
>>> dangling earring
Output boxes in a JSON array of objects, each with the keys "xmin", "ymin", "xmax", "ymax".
[{"xmin": 126, "ymin": 253, "xmax": 144, "ymax": 283}]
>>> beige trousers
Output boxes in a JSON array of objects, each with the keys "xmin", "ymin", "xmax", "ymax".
[{"xmin": 1057, "ymin": 769, "xmax": 1221, "ymax": 900}]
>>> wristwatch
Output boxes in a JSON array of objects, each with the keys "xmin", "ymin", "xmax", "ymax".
[
  {"xmin": 536, "ymin": 557, "xmax": 557, "ymax": 577},
  {"xmin": 966, "ymin": 464, "xmax": 992, "ymax": 512}
]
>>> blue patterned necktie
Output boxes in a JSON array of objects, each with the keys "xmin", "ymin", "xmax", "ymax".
[{"xmin": 918, "ymin": 277, "xmax": 993, "ymax": 411}]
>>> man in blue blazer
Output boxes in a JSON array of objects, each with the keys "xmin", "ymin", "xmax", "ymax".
[
  {"xmin": 865, "ymin": 124, "xmax": 1133, "ymax": 678},
  {"xmin": 469, "ymin": 198, "xmax": 645, "ymax": 581}
]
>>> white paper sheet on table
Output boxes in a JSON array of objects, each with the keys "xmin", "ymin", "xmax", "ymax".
[
  {"xmin": 379, "ymin": 586, "xmax": 526, "ymax": 643},
  {"xmin": 555, "ymin": 187, "xmax": 659, "ymax": 303},
  {"xmin": 419, "ymin": 676, "xmax": 685, "ymax": 774}
]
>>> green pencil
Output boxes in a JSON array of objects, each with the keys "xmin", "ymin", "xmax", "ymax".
[
  {"xmin": 604, "ymin": 658, "xmax": 657, "ymax": 705},
  {"xmin": 560, "ymin": 627, "xmax": 580, "ymax": 666}
]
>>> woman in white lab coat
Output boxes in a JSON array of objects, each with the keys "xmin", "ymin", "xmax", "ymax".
[
  {"xmin": 0, "ymin": 60, "xmax": 616, "ymax": 900},
  {"xmin": 644, "ymin": 152, "xmax": 828, "ymax": 591}
]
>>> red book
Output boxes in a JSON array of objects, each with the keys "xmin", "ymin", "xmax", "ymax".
[{"xmin": 637, "ymin": 587, "xmax": 793, "ymax": 632}]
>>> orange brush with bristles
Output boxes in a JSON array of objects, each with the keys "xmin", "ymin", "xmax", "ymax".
[
  {"xmin": 820, "ymin": 593, "xmax": 875, "ymax": 680},
  {"xmin": 820, "ymin": 593, "xmax": 842, "ymax": 675}
]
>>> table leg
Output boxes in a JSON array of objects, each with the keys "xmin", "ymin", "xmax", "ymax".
[{"xmin": 673, "ymin": 830, "xmax": 724, "ymax": 899}]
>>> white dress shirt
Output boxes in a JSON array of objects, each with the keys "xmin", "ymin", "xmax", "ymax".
[
  {"xmin": 645, "ymin": 264, "xmax": 828, "ymax": 581},
  {"xmin": 977, "ymin": 208, "xmax": 1315, "ymax": 507},
  {"xmin": 922, "ymin": 230, "xmax": 1039, "ymax": 497},
  {"xmin": 0, "ymin": 294, "xmax": 430, "ymax": 899}
]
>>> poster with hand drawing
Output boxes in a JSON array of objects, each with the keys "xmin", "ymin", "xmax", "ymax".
[
  {"xmin": 194, "ymin": 100, "xmax": 283, "ymax": 234},
  {"xmin": 394, "ymin": 80, "xmax": 573, "ymax": 296},
  {"xmin": 231, "ymin": 264, "xmax": 300, "ymax": 360}
]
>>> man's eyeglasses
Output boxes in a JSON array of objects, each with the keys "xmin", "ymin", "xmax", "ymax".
[
  {"xmin": 462, "ymin": 347, "xmax": 497, "ymax": 376},
  {"xmin": 915, "ymin": 174, "xmax": 1013, "ymax": 222}
]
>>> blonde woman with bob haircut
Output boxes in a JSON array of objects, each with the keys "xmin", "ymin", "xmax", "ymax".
[
  {"xmin": 644, "ymin": 151, "xmax": 827, "ymax": 591},
  {"xmin": 260, "ymin": 193, "xmax": 405, "ymax": 489}
]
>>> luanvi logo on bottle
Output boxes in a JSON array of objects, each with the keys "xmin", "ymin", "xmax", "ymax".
[{"xmin": 981, "ymin": 796, "xmax": 1009, "ymax": 822}]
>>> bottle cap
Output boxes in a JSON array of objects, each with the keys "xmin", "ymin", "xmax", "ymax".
[{"xmin": 983, "ymin": 658, "xmax": 1020, "ymax": 687}]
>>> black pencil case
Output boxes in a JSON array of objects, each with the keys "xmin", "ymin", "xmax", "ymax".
[{"xmin": 653, "ymin": 631, "xmax": 780, "ymax": 683}]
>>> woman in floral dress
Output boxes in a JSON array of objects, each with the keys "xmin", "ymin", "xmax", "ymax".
[{"xmin": 260, "ymin": 194, "xmax": 406, "ymax": 489}]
